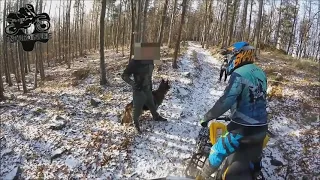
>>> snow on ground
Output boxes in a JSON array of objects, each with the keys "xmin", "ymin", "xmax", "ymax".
[{"xmin": 0, "ymin": 42, "xmax": 319, "ymax": 180}]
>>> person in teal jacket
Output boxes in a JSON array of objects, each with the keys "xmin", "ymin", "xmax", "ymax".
[{"xmin": 199, "ymin": 42, "xmax": 268, "ymax": 179}]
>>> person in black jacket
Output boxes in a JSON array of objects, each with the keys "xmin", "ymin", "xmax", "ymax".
[
  {"xmin": 121, "ymin": 59, "xmax": 167, "ymax": 133},
  {"xmin": 219, "ymin": 56, "xmax": 228, "ymax": 82}
]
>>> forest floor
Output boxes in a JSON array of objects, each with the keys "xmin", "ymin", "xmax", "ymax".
[{"xmin": 0, "ymin": 42, "xmax": 319, "ymax": 180}]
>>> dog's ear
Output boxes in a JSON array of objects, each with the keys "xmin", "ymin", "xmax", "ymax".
[{"xmin": 161, "ymin": 78, "xmax": 165, "ymax": 83}]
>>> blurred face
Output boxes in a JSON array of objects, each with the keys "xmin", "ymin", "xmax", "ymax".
[{"xmin": 141, "ymin": 47, "xmax": 156, "ymax": 60}]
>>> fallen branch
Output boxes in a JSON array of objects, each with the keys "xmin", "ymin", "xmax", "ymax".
[{"xmin": 0, "ymin": 103, "xmax": 18, "ymax": 109}]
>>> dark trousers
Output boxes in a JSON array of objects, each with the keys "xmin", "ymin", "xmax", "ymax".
[
  {"xmin": 219, "ymin": 68, "xmax": 227, "ymax": 82},
  {"xmin": 132, "ymin": 85, "xmax": 159, "ymax": 130}
]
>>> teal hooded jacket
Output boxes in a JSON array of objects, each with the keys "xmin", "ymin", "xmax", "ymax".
[{"xmin": 203, "ymin": 63, "xmax": 268, "ymax": 126}]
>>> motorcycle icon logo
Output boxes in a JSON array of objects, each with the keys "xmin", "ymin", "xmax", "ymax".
[{"xmin": 5, "ymin": 4, "xmax": 51, "ymax": 51}]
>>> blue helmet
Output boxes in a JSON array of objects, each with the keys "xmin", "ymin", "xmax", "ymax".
[{"xmin": 226, "ymin": 41, "xmax": 256, "ymax": 75}]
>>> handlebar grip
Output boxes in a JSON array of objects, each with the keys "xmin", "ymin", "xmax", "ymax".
[{"xmin": 215, "ymin": 116, "xmax": 231, "ymax": 121}]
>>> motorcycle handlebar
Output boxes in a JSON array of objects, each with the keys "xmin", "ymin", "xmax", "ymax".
[
  {"xmin": 206, "ymin": 117, "xmax": 276, "ymax": 138},
  {"xmin": 215, "ymin": 116, "xmax": 231, "ymax": 121},
  {"xmin": 206, "ymin": 116, "xmax": 231, "ymax": 127}
]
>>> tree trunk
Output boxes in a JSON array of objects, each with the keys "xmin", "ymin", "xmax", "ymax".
[
  {"xmin": 0, "ymin": 0, "xmax": 4, "ymax": 100},
  {"xmin": 46, "ymin": 0, "xmax": 52, "ymax": 67},
  {"xmin": 274, "ymin": 0, "xmax": 282, "ymax": 47},
  {"xmin": 67, "ymin": 0, "xmax": 72, "ymax": 68},
  {"xmin": 167, "ymin": 0, "xmax": 178, "ymax": 48},
  {"xmin": 122, "ymin": 0, "xmax": 127, "ymax": 56},
  {"xmin": 217, "ymin": 4, "xmax": 225, "ymax": 45},
  {"xmin": 201, "ymin": 0, "xmax": 209, "ymax": 48},
  {"xmin": 286, "ymin": 0, "xmax": 299, "ymax": 54},
  {"xmin": 100, "ymin": 0, "xmax": 108, "ymax": 85},
  {"xmin": 129, "ymin": 0, "xmax": 136, "ymax": 60},
  {"xmin": 142, "ymin": 0, "xmax": 149, "ymax": 42},
  {"xmin": 254, "ymin": 0, "xmax": 263, "ymax": 55},
  {"xmin": 38, "ymin": 0, "xmax": 45, "ymax": 79},
  {"xmin": 34, "ymin": 44, "xmax": 38, "ymax": 88},
  {"xmin": 247, "ymin": 0, "xmax": 253, "ymax": 42},
  {"xmin": 315, "ymin": 2, "xmax": 320, "ymax": 60},
  {"xmin": 135, "ymin": 0, "xmax": 142, "ymax": 43},
  {"xmin": 80, "ymin": 0, "xmax": 84, "ymax": 56},
  {"xmin": 0, "ymin": 63, "xmax": 4, "ymax": 100},
  {"xmin": 58, "ymin": 0, "xmax": 62, "ymax": 62},
  {"xmin": 12, "ymin": 43, "xmax": 20, "ymax": 84},
  {"xmin": 222, "ymin": 0, "xmax": 230, "ymax": 47},
  {"xmin": 158, "ymin": 0, "xmax": 169, "ymax": 46},
  {"xmin": 95, "ymin": 2, "xmax": 100, "ymax": 51},
  {"xmin": 206, "ymin": 0, "xmax": 214, "ymax": 48},
  {"xmin": 116, "ymin": 0, "xmax": 123, "ymax": 53},
  {"xmin": 173, "ymin": 0, "xmax": 188, "ymax": 69},
  {"xmin": 228, "ymin": 0, "xmax": 238, "ymax": 46},
  {"xmin": 18, "ymin": 43, "xmax": 27, "ymax": 93},
  {"xmin": 2, "ymin": 0, "xmax": 13, "ymax": 86},
  {"xmin": 241, "ymin": 0, "xmax": 249, "ymax": 41}
]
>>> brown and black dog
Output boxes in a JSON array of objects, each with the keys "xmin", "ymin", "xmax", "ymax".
[{"xmin": 121, "ymin": 79, "xmax": 171, "ymax": 125}]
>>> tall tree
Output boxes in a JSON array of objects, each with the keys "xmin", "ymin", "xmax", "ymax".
[
  {"xmin": 116, "ymin": 0, "xmax": 122, "ymax": 53},
  {"xmin": 141, "ymin": 0, "xmax": 149, "ymax": 42},
  {"xmin": 241, "ymin": 0, "xmax": 249, "ymax": 41},
  {"xmin": 38, "ymin": 0, "xmax": 45, "ymax": 79},
  {"xmin": 222, "ymin": 0, "xmax": 230, "ymax": 47},
  {"xmin": 129, "ymin": 0, "xmax": 135, "ymax": 60},
  {"xmin": 122, "ymin": 0, "xmax": 128, "ymax": 56},
  {"xmin": 275, "ymin": 0, "xmax": 283, "ymax": 48},
  {"xmin": 173, "ymin": 0, "xmax": 188, "ymax": 69},
  {"xmin": 254, "ymin": 0, "xmax": 264, "ymax": 54},
  {"xmin": 247, "ymin": 0, "xmax": 254, "ymax": 41},
  {"xmin": 0, "ymin": 0, "xmax": 5, "ymax": 99},
  {"xmin": 286, "ymin": 0, "xmax": 299, "ymax": 54},
  {"xmin": 227, "ymin": 0, "xmax": 238, "ymax": 46},
  {"xmin": 201, "ymin": 0, "xmax": 209, "ymax": 48},
  {"xmin": 3, "ymin": 0, "xmax": 13, "ymax": 86},
  {"xmin": 158, "ymin": 0, "xmax": 169, "ymax": 46},
  {"xmin": 100, "ymin": 0, "xmax": 108, "ymax": 85},
  {"xmin": 135, "ymin": 0, "xmax": 142, "ymax": 43},
  {"xmin": 167, "ymin": 0, "xmax": 178, "ymax": 48}
]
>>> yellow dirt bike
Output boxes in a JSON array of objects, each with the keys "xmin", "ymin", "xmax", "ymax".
[{"xmin": 184, "ymin": 116, "xmax": 272, "ymax": 180}]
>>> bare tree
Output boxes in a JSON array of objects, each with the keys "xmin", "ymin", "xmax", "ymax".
[
  {"xmin": 274, "ymin": 0, "xmax": 283, "ymax": 47},
  {"xmin": 129, "ymin": 0, "xmax": 135, "ymax": 60},
  {"xmin": 158, "ymin": 0, "xmax": 169, "ymax": 46},
  {"xmin": 222, "ymin": 0, "xmax": 230, "ymax": 47},
  {"xmin": 100, "ymin": 0, "xmax": 108, "ymax": 85},
  {"xmin": 241, "ymin": 0, "xmax": 249, "ymax": 41},
  {"xmin": 3, "ymin": 0, "xmax": 13, "ymax": 86},
  {"xmin": 228, "ymin": 0, "xmax": 238, "ymax": 46},
  {"xmin": 167, "ymin": 0, "xmax": 178, "ymax": 48},
  {"xmin": 173, "ymin": 0, "xmax": 188, "ymax": 69},
  {"xmin": 201, "ymin": 0, "xmax": 209, "ymax": 48},
  {"xmin": 116, "ymin": 0, "xmax": 122, "ymax": 53},
  {"xmin": 286, "ymin": 0, "xmax": 299, "ymax": 54},
  {"xmin": 254, "ymin": 0, "xmax": 264, "ymax": 54},
  {"xmin": 135, "ymin": 0, "xmax": 142, "ymax": 43},
  {"xmin": 142, "ymin": 0, "xmax": 149, "ymax": 42},
  {"xmin": 122, "ymin": 0, "xmax": 128, "ymax": 56},
  {"xmin": 247, "ymin": 0, "xmax": 254, "ymax": 42}
]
